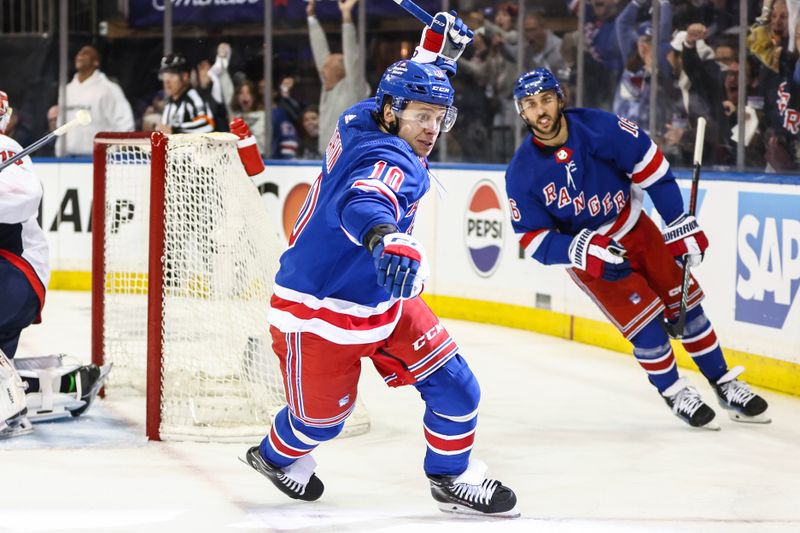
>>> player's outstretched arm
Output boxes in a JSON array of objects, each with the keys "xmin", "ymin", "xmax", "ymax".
[
  {"xmin": 364, "ymin": 224, "xmax": 430, "ymax": 299},
  {"xmin": 411, "ymin": 10, "xmax": 473, "ymax": 77}
]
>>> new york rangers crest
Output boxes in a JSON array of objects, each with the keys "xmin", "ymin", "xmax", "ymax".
[{"xmin": 555, "ymin": 147, "xmax": 572, "ymax": 163}]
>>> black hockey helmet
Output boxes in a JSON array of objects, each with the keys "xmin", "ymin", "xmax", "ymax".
[{"xmin": 159, "ymin": 53, "xmax": 190, "ymax": 75}]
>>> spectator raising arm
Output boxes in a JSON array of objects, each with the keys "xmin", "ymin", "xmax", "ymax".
[{"xmin": 306, "ymin": 0, "xmax": 369, "ymax": 153}]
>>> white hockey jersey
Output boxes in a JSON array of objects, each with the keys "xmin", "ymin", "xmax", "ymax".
[
  {"xmin": 57, "ymin": 70, "xmax": 135, "ymax": 156},
  {"xmin": 0, "ymin": 134, "xmax": 50, "ymax": 306}
]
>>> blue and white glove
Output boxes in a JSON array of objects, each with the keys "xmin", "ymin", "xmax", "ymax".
[
  {"xmin": 369, "ymin": 231, "xmax": 430, "ymax": 299},
  {"xmin": 411, "ymin": 10, "xmax": 473, "ymax": 77},
  {"xmin": 568, "ymin": 229, "xmax": 632, "ymax": 281}
]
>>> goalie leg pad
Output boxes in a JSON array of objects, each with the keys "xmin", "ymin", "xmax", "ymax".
[{"xmin": 0, "ymin": 348, "xmax": 32, "ymax": 439}]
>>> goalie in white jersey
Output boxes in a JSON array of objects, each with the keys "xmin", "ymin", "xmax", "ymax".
[{"xmin": 0, "ymin": 90, "xmax": 109, "ymax": 439}]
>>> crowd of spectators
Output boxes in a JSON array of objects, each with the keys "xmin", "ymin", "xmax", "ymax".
[{"xmin": 29, "ymin": 0, "xmax": 800, "ymax": 172}]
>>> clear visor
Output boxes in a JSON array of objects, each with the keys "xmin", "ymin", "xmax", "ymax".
[
  {"xmin": 394, "ymin": 105, "xmax": 458, "ymax": 133},
  {"xmin": 514, "ymin": 91, "xmax": 558, "ymax": 114}
]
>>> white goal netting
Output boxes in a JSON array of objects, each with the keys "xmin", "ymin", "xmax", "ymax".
[{"xmin": 95, "ymin": 133, "xmax": 364, "ymax": 441}]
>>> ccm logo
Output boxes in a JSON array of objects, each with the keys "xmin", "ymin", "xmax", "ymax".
[
  {"xmin": 412, "ymin": 323, "xmax": 444, "ymax": 351},
  {"xmin": 431, "ymin": 86, "xmax": 450, "ymax": 93}
]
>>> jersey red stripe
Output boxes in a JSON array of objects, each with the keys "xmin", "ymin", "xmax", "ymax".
[
  {"xmin": 632, "ymin": 148, "xmax": 664, "ymax": 184},
  {"xmin": 270, "ymin": 293, "xmax": 402, "ymax": 331}
]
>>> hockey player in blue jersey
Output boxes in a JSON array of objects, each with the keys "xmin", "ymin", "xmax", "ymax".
[
  {"xmin": 242, "ymin": 12, "xmax": 518, "ymax": 517},
  {"xmin": 504, "ymin": 68, "xmax": 770, "ymax": 430}
]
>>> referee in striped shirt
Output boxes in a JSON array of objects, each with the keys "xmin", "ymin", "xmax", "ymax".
[{"xmin": 157, "ymin": 53, "xmax": 216, "ymax": 134}]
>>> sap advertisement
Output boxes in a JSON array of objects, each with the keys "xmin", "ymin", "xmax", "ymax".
[
  {"xmin": 736, "ymin": 192, "xmax": 800, "ymax": 330},
  {"xmin": 34, "ymin": 161, "xmax": 800, "ymax": 367}
]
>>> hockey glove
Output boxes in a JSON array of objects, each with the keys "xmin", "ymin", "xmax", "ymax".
[
  {"xmin": 568, "ymin": 229, "xmax": 632, "ymax": 281},
  {"xmin": 411, "ymin": 10, "xmax": 473, "ymax": 77},
  {"xmin": 663, "ymin": 214, "xmax": 708, "ymax": 267},
  {"xmin": 230, "ymin": 117, "xmax": 265, "ymax": 178},
  {"xmin": 369, "ymin": 231, "xmax": 430, "ymax": 299}
]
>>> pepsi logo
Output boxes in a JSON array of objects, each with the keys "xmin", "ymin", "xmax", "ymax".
[{"xmin": 464, "ymin": 180, "xmax": 505, "ymax": 277}]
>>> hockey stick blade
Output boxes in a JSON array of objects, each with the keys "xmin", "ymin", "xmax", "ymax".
[{"xmin": 0, "ymin": 110, "xmax": 92, "ymax": 173}]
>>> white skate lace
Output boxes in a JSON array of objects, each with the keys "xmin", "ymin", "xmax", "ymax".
[
  {"xmin": 277, "ymin": 454, "xmax": 317, "ymax": 496},
  {"xmin": 720, "ymin": 379, "xmax": 756, "ymax": 407},
  {"xmin": 451, "ymin": 478, "xmax": 499, "ymax": 506},
  {"xmin": 671, "ymin": 385, "xmax": 704, "ymax": 417},
  {"xmin": 277, "ymin": 474, "xmax": 307, "ymax": 496}
]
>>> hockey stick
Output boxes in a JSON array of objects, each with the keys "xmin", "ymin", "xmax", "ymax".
[
  {"xmin": 662, "ymin": 117, "xmax": 706, "ymax": 339},
  {"xmin": 0, "ymin": 110, "xmax": 92, "ymax": 173},
  {"xmin": 391, "ymin": 0, "xmax": 435, "ymax": 27}
]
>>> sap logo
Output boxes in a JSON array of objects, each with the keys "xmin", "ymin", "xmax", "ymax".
[
  {"xmin": 464, "ymin": 180, "xmax": 505, "ymax": 277},
  {"xmin": 412, "ymin": 323, "xmax": 444, "ymax": 351},
  {"xmin": 735, "ymin": 192, "xmax": 800, "ymax": 329}
]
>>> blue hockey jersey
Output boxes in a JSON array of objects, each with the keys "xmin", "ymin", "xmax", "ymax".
[
  {"xmin": 505, "ymin": 108, "xmax": 684, "ymax": 265},
  {"xmin": 268, "ymin": 99, "xmax": 430, "ymax": 344}
]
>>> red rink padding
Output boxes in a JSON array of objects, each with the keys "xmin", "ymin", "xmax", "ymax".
[
  {"xmin": 270, "ymin": 298, "xmax": 459, "ymax": 427},
  {"xmin": 569, "ymin": 214, "xmax": 705, "ymax": 340}
]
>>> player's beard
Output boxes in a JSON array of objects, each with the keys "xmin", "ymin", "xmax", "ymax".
[{"xmin": 530, "ymin": 106, "xmax": 564, "ymax": 142}]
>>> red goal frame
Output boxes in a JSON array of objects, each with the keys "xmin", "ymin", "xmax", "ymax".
[{"xmin": 91, "ymin": 131, "xmax": 167, "ymax": 441}]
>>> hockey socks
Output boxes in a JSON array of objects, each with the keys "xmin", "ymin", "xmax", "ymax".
[
  {"xmin": 632, "ymin": 320, "xmax": 679, "ymax": 392},
  {"xmin": 680, "ymin": 307, "xmax": 727, "ymax": 382},
  {"xmin": 415, "ymin": 355, "xmax": 480, "ymax": 476},
  {"xmin": 259, "ymin": 406, "xmax": 340, "ymax": 469}
]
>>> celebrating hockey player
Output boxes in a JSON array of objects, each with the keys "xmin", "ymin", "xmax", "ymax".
[
  {"xmin": 0, "ymin": 90, "xmax": 109, "ymax": 439},
  {"xmin": 504, "ymin": 69, "xmax": 770, "ymax": 430},
  {"xmin": 240, "ymin": 12, "xmax": 518, "ymax": 517}
]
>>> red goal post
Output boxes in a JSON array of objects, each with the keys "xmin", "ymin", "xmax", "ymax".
[{"xmin": 91, "ymin": 131, "xmax": 369, "ymax": 441}]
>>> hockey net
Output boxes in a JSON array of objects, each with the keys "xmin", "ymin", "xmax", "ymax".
[{"xmin": 91, "ymin": 132, "xmax": 369, "ymax": 441}]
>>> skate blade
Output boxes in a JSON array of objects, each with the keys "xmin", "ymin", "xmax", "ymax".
[
  {"xmin": 699, "ymin": 419, "xmax": 721, "ymax": 431},
  {"xmin": 436, "ymin": 502, "xmax": 521, "ymax": 519},
  {"xmin": 727, "ymin": 411, "xmax": 771, "ymax": 424}
]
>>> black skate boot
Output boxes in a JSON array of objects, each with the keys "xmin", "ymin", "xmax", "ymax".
[
  {"xmin": 427, "ymin": 459, "xmax": 519, "ymax": 518},
  {"xmin": 243, "ymin": 446, "xmax": 324, "ymax": 501},
  {"xmin": 661, "ymin": 378, "xmax": 719, "ymax": 430},
  {"xmin": 712, "ymin": 366, "xmax": 770, "ymax": 423},
  {"xmin": 68, "ymin": 363, "xmax": 112, "ymax": 417}
]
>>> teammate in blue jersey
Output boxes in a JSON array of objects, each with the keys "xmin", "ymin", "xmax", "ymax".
[
  {"xmin": 242, "ymin": 12, "xmax": 518, "ymax": 517},
  {"xmin": 504, "ymin": 68, "xmax": 770, "ymax": 430}
]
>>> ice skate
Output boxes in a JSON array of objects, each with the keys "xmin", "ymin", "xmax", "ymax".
[
  {"xmin": 427, "ymin": 459, "xmax": 519, "ymax": 518},
  {"xmin": 242, "ymin": 446, "xmax": 324, "ymax": 501},
  {"xmin": 712, "ymin": 366, "xmax": 770, "ymax": 423},
  {"xmin": 662, "ymin": 378, "xmax": 719, "ymax": 430},
  {"xmin": 68, "ymin": 363, "xmax": 112, "ymax": 417}
]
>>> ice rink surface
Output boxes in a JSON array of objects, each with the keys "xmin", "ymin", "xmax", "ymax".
[{"xmin": 2, "ymin": 291, "xmax": 799, "ymax": 533}]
